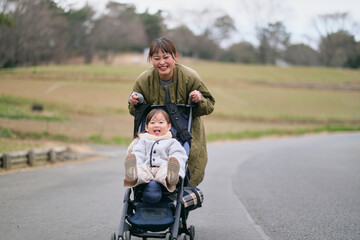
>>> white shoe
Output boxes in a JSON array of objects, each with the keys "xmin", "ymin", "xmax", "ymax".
[
  {"xmin": 124, "ymin": 154, "xmax": 137, "ymax": 181},
  {"xmin": 167, "ymin": 157, "xmax": 180, "ymax": 185}
]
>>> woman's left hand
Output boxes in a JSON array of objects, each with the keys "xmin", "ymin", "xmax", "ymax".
[{"xmin": 189, "ymin": 90, "xmax": 202, "ymax": 103}]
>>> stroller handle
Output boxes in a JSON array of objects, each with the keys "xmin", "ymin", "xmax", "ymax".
[{"xmin": 149, "ymin": 103, "xmax": 198, "ymax": 108}]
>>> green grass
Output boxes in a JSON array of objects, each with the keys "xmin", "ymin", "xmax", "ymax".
[
  {"xmin": 89, "ymin": 135, "xmax": 132, "ymax": 145},
  {"xmin": 0, "ymin": 126, "xmax": 13, "ymax": 138},
  {"xmin": 1, "ymin": 64, "xmax": 150, "ymax": 83},
  {"xmin": 211, "ymin": 84, "xmax": 360, "ymax": 122},
  {"xmin": 0, "ymin": 95, "xmax": 69, "ymax": 121},
  {"xmin": 0, "ymin": 139, "xmax": 42, "ymax": 153},
  {"xmin": 2, "ymin": 61, "xmax": 359, "ymax": 85},
  {"xmin": 192, "ymin": 62, "xmax": 360, "ymax": 85},
  {"xmin": 207, "ymin": 125, "xmax": 360, "ymax": 142}
]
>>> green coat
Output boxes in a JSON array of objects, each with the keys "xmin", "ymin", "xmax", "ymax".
[{"xmin": 129, "ymin": 63, "xmax": 215, "ymax": 186}]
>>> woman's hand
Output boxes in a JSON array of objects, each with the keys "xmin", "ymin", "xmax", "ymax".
[
  {"xmin": 129, "ymin": 92, "xmax": 139, "ymax": 105},
  {"xmin": 189, "ymin": 90, "xmax": 202, "ymax": 103}
]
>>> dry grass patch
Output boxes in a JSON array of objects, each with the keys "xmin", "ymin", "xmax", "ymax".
[{"xmin": 1, "ymin": 56, "xmax": 359, "ymax": 149}]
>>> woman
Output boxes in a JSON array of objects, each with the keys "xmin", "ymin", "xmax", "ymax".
[{"xmin": 128, "ymin": 37, "xmax": 215, "ymax": 186}]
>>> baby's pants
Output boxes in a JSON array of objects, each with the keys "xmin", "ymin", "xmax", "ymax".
[{"xmin": 124, "ymin": 163, "xmax": 175, "ymax": 192}]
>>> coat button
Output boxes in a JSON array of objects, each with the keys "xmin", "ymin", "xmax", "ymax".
[{"xmin": 153, "ymin": 150, "xmax": 156, "ymax": 154}]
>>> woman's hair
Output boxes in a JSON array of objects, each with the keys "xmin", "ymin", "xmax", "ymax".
[
  {"xmin": 147, "ymin": 37, "xmax": 178, "ymax": 62},
  {"xmin": 145, "ymin": 109, "xmax": 170, "ymax": 126}
]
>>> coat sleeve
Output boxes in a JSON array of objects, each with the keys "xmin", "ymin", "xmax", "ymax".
[
  {"xmin": 189, "ymin": 76, "xmax": 215, "ymax": 117},
  {"xmin": 128, "ymin": 80, "xmax": 145, "ymax": 116},
  {"xmin": 128, "ymin": 71, "xmax": 151, "ymax": 116}
]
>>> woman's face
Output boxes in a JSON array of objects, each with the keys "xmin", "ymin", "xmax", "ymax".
[
  {"xmin": 145, "ymin": 112, "xmax": 171, "ymax": 136},
  {"xmin": 151, "ymin": 50, "xmax": 178, "ymax": 81}
]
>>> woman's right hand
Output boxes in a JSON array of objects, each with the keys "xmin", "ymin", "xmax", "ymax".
[{"xmin": 129, "ymin": 92, "xmax": 139, "ymax": 105}]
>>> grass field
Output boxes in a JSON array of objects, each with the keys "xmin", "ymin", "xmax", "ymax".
[{"xmin": 1, "ymin": 55, "xmax": 360, "ymax": 152}]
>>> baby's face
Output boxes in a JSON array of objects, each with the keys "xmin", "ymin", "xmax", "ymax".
[{"xmin": 145, "ymin": 112, "xmax": 171, "ymax": 136}]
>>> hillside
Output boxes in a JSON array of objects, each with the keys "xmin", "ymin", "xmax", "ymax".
[{"xmin": 1, "ymin": 55, "xmax": 359, "ymax": 151}]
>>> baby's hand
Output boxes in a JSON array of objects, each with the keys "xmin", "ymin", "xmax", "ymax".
[{"xmin": 189, "ymin": 90, "xmax": 202, "ymax": 103}]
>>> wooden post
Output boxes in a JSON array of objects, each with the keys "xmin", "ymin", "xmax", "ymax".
[
  {"xmin": 48, "ymin": 149, "xmax": 56, "ymax": 163},
  {"xmin": 3, "ymin": 154, "xmax": 10, "ymax": 170},
  {"xmin": 28, "ymin": 150, "xmax": 35, "ymax": 166}
]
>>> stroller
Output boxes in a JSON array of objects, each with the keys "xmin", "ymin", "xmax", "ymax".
[{"xmin": 112, "ymin": 103, "xmax": 203, "ymax": 240}]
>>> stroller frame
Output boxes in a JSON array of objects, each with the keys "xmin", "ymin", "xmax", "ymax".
[{"xmin": 112, "ymin": 104, "xmax": 197, "ymax": 240}]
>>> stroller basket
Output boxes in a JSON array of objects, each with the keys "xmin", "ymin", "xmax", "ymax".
[{"xmin": 128, "ymin": 202, "xmax": 175, "ymax": 231}]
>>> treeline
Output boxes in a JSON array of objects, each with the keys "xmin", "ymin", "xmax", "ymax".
[{"xmin": 0, "ymin": 0, "xmax": 359, "ymax": 68}]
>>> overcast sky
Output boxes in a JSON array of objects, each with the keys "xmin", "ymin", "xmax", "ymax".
[{"xmin": 61, "ymin": 0, "xmax": 360, "ymax": 47}]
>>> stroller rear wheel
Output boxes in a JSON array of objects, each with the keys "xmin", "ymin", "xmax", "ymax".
[
  {"xmin": 117, "ymin": 231, "xmax": 131, "ymax": 240},
  {"xmin": 123, "ymin": 231, "xmax": 131, "ymax": 240},
  {"xmin": 179, "ymin": 233, "xmax": 189, "ymax": 240},
  {"xmin": 111, "ymin": 232, "xmax": 117, "ymax": 240},
  {"xmin": 165, "ymin": 232, "xmax": 179, "ymax": 240},
  {"xmin": 189, "ymin": 225, "xmax": 195, "ymax": 240}
]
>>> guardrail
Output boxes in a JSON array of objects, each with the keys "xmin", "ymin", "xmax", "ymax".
[{"xmin": 0, "ymin": 147, "xmax": 72, "ymax": 170}]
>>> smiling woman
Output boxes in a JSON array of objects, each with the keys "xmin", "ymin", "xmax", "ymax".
[
  {"xmin": 147, "ymin": 39, "xmax": 178, "ymax": 81},
  {"xmin": 128, "ymin": 37, "xmax": 216, "ymax": 186}
]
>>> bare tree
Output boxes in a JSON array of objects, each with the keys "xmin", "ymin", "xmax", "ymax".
[
  {"xmin": 0, "ymin": 0, "xmax": 66, "ymax": 67},
  {"xmin": 257, "ymin": 21, "xmax": 290, "ymax": 64},
  {"xmin": 140, "ymin": 10, "xmax": 164, "ymax": 45},
  {"xmin": 313, "ymin": 12, "xmax": 359, "ymax": 67},
  {"xmin": 211, "ymin": 14, "xmax": 236, "ymax": 45},
  {"xmin": 166, "ymin": 25, "xmax": 197, "ymax": 57},
  {"xmin": 313, "ymin": 12, "xmax": 358, "ymax": 38},
  {"xmin": 319, "ymin": 30, "xmax": 358, "ymax": 67},
  {"xmin": 165, "ymin": 7, "xmax": 233, "ymax": 48},
  {"xmin": 240, "ymin": 0, "xmax": 290, "ymax": 42},
  {"xmin": 63, "ymin": 4, "xmax": 96, "ymax": 63},
  {"xmin": 90, "ymin": 2, "xmax": 147, "ymax": 64}
]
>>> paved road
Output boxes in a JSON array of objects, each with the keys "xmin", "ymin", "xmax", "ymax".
[
  {"xmin": 232, "ymin": 133, "xmax": 360, "ymax": 240},
  {"xmin": 0, "ymin": 133, "xmax": 359, "ymax": 239}
]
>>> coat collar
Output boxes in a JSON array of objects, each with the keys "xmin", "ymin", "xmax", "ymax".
[{"xmin": 139, "ymin": 131, "xmax": 172, "ymax": 141}]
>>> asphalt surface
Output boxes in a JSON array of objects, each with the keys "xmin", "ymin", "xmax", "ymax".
[
  {"xmin": 232, "ymin": 133, "xmax": 360, "ymax": 240},
  {"xmin": 0, "ymin": 133, "xmax": 359, "ymax": 240}
]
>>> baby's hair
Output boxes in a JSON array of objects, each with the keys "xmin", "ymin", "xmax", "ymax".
[
  {"xmin": 147, "ymin": 37, "xmax": 178, "ymax": 62},
  {"xmin": 145, "ymin": 109, "xmax": 170, "ymax": 126}
]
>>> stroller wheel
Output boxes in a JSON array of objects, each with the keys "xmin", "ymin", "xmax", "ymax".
[
  {"xmin": 165, "ymin": 232, "xmax": 178, "ymax": 240},
  {"xmin": 179, "ymin": 233, "xmax": 189, "ymax": 240},
  {"xmin": 111, "ymin": 232, "xmax": 117, "ymax": 240},
  {"xmin": 123, "ymin": 231, "xmax": 131, "ymax": 240},
  {"xmin": 189, "ymin": 225, "xmax": 195, "ymax": 240}
]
